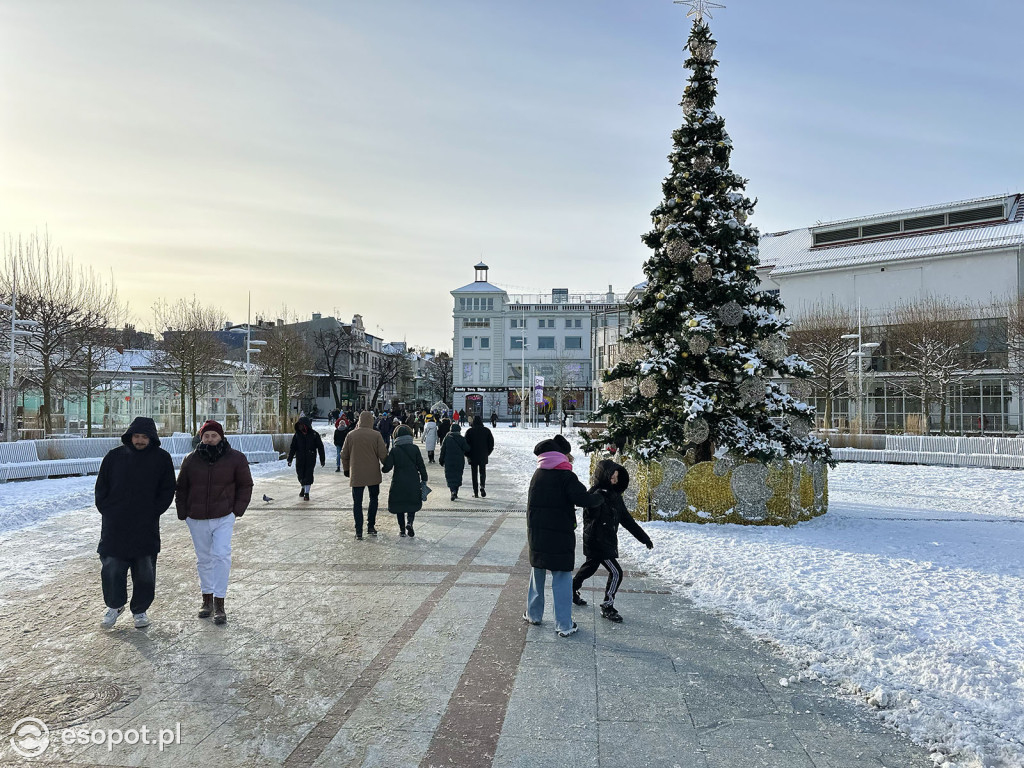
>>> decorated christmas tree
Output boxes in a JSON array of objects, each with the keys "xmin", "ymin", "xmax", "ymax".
[{"xmin": 584, "ymin": 2, "xmax": 831, "ymax": 468}]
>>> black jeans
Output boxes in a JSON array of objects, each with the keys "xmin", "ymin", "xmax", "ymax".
[
  {"xmin": 100, "ymin": 554, "xmax": 157, "ymax": 614},
  {"xmin": 352, "ymin": 485, "xmax": 380, "ymax": 534},
  {"xmin": 471, "ymin": 464, "xmax": 487, "ymax": 494},
  {"xmin": 396, "ymin": 510, "xmax": 416, "ymax": 532},
  {"xmin": 572, "ymin": 557, "xmax": 623, "ymax": 607}
]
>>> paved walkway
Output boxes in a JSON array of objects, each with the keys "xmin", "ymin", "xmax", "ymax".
[{"xmin": 0, "ymin": 446, "xmax": 931, "ymax": 767}]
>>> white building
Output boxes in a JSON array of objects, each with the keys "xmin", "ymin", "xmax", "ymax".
[
  {"xmin": 450, "ymin": 263, "xmax": 627, "ymax": 420},
  {"xmin": 757, "ymin": 192, "xmax": 1024, "ymax": 433}
]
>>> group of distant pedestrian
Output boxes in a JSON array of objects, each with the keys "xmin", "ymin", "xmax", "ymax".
[{"xmin": 95, "ymin": 403, "xmax": 652, "ymax": 639}]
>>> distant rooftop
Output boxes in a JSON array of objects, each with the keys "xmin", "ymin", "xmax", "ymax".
[{"xmin": 759, "ymin": 193, "xmax": 1024, "ymax": 276}]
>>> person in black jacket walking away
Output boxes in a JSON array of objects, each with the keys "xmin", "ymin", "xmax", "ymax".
[
  {"xmin": 438, "ymin": 422, "xmax": 470, "ymax": 500},
  {"xmin": 464, "ymin": 415, "xmax": 494, "ymax": 498},
  {"xmin": 94, "ymin": 416, "xmax": 176, "ymax": 629},
  {"xmin": 382, "ymin": 425, "xmax": 428, "ymax": 537},
  {"xmin": 523, "ymin": 434, "xmax": 603, "ymax": 637},
  {"xmin": 436, "ymin": 416, "xmax": 451, "ymax": 444},
  {"xmin": 332, "ymin": 416, "xmax": 350, "ymax": 472},
  {"xmin": 288, "ymin": 416, "xmax": 325, "ymax": 500},
  {"xmin": 572, "ymin": 459, "xmax": 653, "ymax": 622}
]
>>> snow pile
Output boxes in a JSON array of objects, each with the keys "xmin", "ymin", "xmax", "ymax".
[{"xmin": 625, "ymin": 462, "xmax": 1024, "ymax": 768}]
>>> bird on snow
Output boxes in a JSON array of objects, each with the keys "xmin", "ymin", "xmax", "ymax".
[{"xmin": 262, "ymin": 494, "xmax": 273, "ymax": 503}]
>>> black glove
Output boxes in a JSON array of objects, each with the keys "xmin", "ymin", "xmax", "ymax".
[
  {"xmin": 287, "ymin": 461, "xmax": 292, "ymax": 467},
  {"xmin": 646, "ymin": 541, "xmax": 654, "ymax": 550},
  {"xmin": 344, "ymin": 470, "xmax": 350, "ymax": 477},
  {"xmin": 320, "ymin": 462, "xmax": 325, "ymax": 467}
]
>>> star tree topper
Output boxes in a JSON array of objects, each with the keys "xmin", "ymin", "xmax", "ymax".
[{"xmin": 674, "ymin": 0, "xmax": 725, "ymax": 20}]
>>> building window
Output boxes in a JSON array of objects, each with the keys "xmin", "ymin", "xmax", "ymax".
[
  {"xmin": 510, "ymin": 336, "xmax": 524, "ymax": 350},
  {"xmin": 538, "ymin": 336, "xmax": 555, "ymax": 350},
  {"xmin": 480, "ymin": 337, "xmax": 490, "ymax": 349},
  {"xmin": 459, "ymin": 298, "xmax": 467, "ymax": 310},
  {"xmin": 487, "ymin": 298, "xmax": 494, "ymax": 310},
  {"xmin": 463, "ymin": 363, "xmax": 473, "ymax": 382},
  {"xmin": 480, "ymin": 362, "xmax": 490, "ymax": 382},
  {"xmin": 510, "ymin": 318, "xmax": 525, "ymax": 329},
  {"xmin": 539, "ymin": 319, "xmax": 555, "ymax": 328},
  {"xmin": 565, "ymin": 318, "xmax": 582, "ymax": 328},
  {"xmin": 508, "ymin": 363, "xmax": 523, "ymax": 380},
  {"xmin": 463, "ymin": 317, "xmax": 490, "ymax": 328},
  {"xmin": 463, "ymin": 337, "xmax": 473, "ymax": 349},
  {"xmin": 565, "ymin": 336, "xmax": 582, "ymax": 350}
]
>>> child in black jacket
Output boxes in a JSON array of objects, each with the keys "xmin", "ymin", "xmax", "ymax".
[{"xmin": 572, "ymin": 459, "xmax": 653, "ymax": 623}]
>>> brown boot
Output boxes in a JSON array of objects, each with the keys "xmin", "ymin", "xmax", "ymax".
[
  {"xmin": 213, "ymin": 597, "xmax": 226, "ymax": 625},
  {"xmin": 198, "ymin": 593, "xmax": 214, "ymax": 619}
]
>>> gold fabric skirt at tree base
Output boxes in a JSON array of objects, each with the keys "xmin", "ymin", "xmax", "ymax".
[{"xmin": 590, "ymin": 452, "xmax": 828, "ymax": 526}]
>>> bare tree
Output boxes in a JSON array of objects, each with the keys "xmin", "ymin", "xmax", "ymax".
[
  {"xmin": 368, "ymin": 349, "xmax": 410, "ymax": 410},
  {"xmin": 1, "ymin": 232, "xmax": 121, "ymax": 434},
  {"xmin": 72, "ymin": 323, "xmax": 128, "ymax": 436},
  {"xmin": 886, "ymin": 297, "xmax": 980, "ymax": 434},
  {"xmin": 153, "ymin": 298, "xmax": 228, "ymax": 434},
  {"xmin": 308, "ymin": 326, "xmax": 356, "ymax": 408},
  {"xmin": 423, "ymin": 352, "xmax": 453, "ymax": 406},
  {"xmin": 787, "ymin": 302, "xmax": 857, "ymax": 429},
  {"xmin": 260, "ymin": 323, "xmax": 315, "ymax": 431}
]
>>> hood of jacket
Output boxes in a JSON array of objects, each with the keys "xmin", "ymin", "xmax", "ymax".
[
  {"xmin": 357, "ymin": 411, "xmax": 375, "ymax": 428},
  {"xmin": 294, "ymin": 416, "xmax": 313, "ymax": 433},
  {"xmin": 450, "ymin": 423, "xmax": 461, "ymax": 434},
  {"xmin": 121, "ymin": 417, "xmax": 161, "ymax": 447},
  {"xmin": 593, "ymin": 458, "xmax": 629, "ymax": 493},
  {"xmin": 472, "ymin": 415, "xmax": 484, "ymax": 428}
]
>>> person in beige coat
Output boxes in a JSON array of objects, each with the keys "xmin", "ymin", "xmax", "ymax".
[{"xmin": 340, "ymin": 411, "xmax": 389, "ymax": 539}]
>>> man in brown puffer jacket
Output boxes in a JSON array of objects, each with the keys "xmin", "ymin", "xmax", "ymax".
[
  {"xmin": 340, "ymin": 411, "xmax": 389, "ymax": 539},
  {"xmin": 176, "ymin": 420, "xmax": 253, "ymax": 625}
]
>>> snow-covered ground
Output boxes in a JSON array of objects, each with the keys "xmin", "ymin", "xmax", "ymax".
[{"xmin": 3, "ymin": 427, "xmax": 1023, "ymax": 767}]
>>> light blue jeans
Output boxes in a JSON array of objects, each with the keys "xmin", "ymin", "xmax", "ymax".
[
  {"xmin": 526, "ymin": 568, "xmax": 573, "ymax": 633},
  {"xmin": 336, "ymin": 445, "xmax": 343, "ymax": 470}
]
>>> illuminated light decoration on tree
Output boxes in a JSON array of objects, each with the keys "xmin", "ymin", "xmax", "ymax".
[{"xmin": 583, "ymin": 2, "xmax": 832, "ymax": 476}]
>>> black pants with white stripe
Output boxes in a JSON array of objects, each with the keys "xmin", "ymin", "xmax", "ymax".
[{"xmin": 572, "ymin": 557, "xmax": 623, "ymax": 607}]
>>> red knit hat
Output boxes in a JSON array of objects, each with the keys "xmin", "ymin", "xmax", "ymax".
[{"xmin": 199, "ymin": 420, "xmax": 224, "ymax": 438}]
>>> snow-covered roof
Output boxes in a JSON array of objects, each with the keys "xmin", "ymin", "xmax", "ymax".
[
  {"xmin": 760, "ymin": 194, "xmax": 1024, "ymax": 277},
  {"xmin": 451, "ymin": 281, "xmax": 508, "ymax": 294}
]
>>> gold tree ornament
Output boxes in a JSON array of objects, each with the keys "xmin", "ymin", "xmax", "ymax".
[
  {"xmin": 640, "ymin": 377, "xmax": 659, "ymax": 398},
  {"xmin": 674, "ymin": 0, "xmax": 725, "ymax": 21},
  {"xmin": 693, "ymin": 264, "xmax": 713, "ymax": 283},
  {"xmin": 668, "ymin": 239, "xmax": 693, "ymax": 261}
]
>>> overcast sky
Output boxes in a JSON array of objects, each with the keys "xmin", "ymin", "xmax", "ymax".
[{"xmin": 2, "ymin": 0, "xmax": 1020, "ymax": 351}]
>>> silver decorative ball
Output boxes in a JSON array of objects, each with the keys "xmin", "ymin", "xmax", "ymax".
[
  {"xmin": 684, "ymin": 417, "xmax": 710, "ymax": 444},
  {"xmin": 758, "ymin": 335, "xmax": 787, "ymax": 361},
  {"xmin": 639, "ymin": 377, "xmax": 659, "ymax": 398},
  {"xmin": 667, "ymin": 240, "xmax": 692, "ymax": 263},
  {"xmin": 688, "ymin": 336, "xmax": 710, "ymax": 355},
  {"xmin": 718, "ymin": 301, "xmax": 744, "ymax": 326},
  {"xmin": 785, "ymin": 414, "xmax": 812, "ymax": 439},
  {"xmin": 693, "ymin": 264, "xmax": 713, "ymax": 283},
  {"xmin": 738, "ymin": 376, "xmax": 766, "ymax": 406}
]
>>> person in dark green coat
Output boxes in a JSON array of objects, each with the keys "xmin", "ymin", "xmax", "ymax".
[
  {"xmin": 382, "ymin": 425, "xmax": 428, "ymax": 537},
  {"xmin": 438, "ymin": 423, "xmax": 471, "ymax": 501}
]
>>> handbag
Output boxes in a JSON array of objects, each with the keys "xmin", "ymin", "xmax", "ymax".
[{"xmin": 421, "ymin": 481, "xmax": 432, "ymax": 502}]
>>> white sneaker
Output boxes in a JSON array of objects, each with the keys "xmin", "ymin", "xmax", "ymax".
[
  {"xmin": 101, "ymin": 606, "xmax": 125, "ymax": 628},
  {"xmin": 133, "ymin": 612, "xmax": 151, "ymax": 628},
  {"xmin": 556, "ymin": 622, "xmax": 579, "ymax": 638}
]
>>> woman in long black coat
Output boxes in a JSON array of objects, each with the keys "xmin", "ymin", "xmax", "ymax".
[
  {"xmin": 438, "ymin": 423, "xmax": 470, "ymax": 501},
  {"xmin": 382, "ymin": 425, "xmax": 428, "ymax": 537},
  {"xmin": 524, "ymin": 434, "xmax": 602, "ymax": 637},
  {"xmin": 287, "ymin": 416, "xmax": 325, "ymax": 500},
  {"xmin": 464, "ymin": 415, "xmax": 495, "ymax": 498}
]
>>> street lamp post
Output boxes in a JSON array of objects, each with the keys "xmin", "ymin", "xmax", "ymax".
[
  {"xmin": 1, "ymin": 259, "xmax": 39, "ymax": 442},
  {"xmin": 241, "ymin": 296, "xmax": 266, "ymax": 434},
  {"xmin": 841, "ymin": 301, "xmax": 880, "ymax": 434},
  {"xmin": 520, "ymin": 339, "xmax": 528, "ymax": 430}
]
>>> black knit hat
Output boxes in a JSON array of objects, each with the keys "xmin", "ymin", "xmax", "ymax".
[{"xmin": 533, "ymin": 434, "xmax": 571, "ymax": 456}]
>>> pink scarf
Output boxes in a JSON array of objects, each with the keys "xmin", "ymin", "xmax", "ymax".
[{"xmin": 537, "ymin": 451, "xmax": 572, "ymax": 471}]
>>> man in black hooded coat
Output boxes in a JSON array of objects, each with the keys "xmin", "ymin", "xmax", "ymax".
[{"xmin": 95, "ymin": 416, "xmax": 176, "ymax": 628}]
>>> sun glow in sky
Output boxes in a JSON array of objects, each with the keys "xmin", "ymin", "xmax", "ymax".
[{"xmin": 2, "ymin": 0, "xmax": 1020, "ymax": 349}]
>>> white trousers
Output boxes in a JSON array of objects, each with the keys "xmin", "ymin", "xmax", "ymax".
[{"xmin": 186, "ymin": 514, "xmax": 235, "ymax": 598}]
